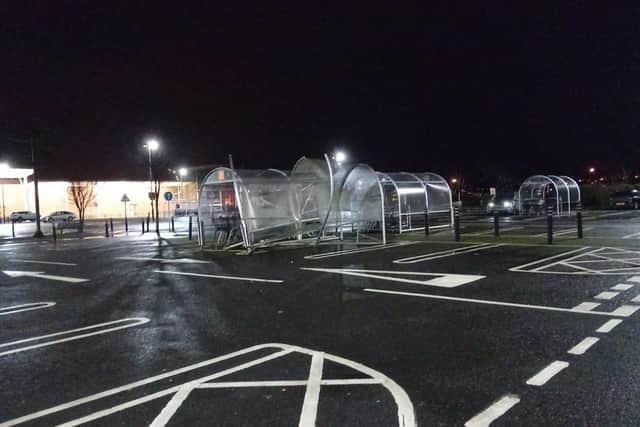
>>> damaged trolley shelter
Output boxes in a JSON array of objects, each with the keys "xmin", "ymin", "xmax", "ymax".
[
  {"xmin": 197, "ymin": 157, "xmax": 454, "ymax": 251},
  {"xmin": 518, "ymin": 175, "xmax": 581, "ymax": 215}
]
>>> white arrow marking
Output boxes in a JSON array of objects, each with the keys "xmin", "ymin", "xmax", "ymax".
[
  {"xmin": 301, "ymin": 267, "xmax": 485, "ymax": 288},
  {"xmin": 2, "ymin": 270, "xmax": 89, "ymax": 283}
]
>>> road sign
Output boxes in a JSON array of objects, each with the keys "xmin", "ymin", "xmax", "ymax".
[
  {"xmin": 121, "ymin": 194, "xmax": 130, "ymax": 203},
  {"xmin": 164, "ymin": 191, "xmax": 173, "ymax": 201},
  {"xmin": 148, "ymin": 192, "xmax": 156, "ymax": 200}
]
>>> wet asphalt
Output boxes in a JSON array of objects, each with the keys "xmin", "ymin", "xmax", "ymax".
[{"xmin": 2, "ymin": 212, "xmax": 640, "ymax": 425}]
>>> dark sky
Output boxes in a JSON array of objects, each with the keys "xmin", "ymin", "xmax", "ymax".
[{"xmin": 2, "ymin": 2, "xmax": 639, "ymax": 183}]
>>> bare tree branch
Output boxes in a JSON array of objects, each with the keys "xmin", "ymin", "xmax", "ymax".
[{"xmin": 67, "ymin": 181, "xmax": 97, "ymax": 232}]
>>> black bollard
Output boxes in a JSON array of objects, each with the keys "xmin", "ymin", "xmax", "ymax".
[
  {"xmin": 577, "ymin": 203, "xmax": 583, "ymax": 239},
  {"xmin": 11, "ymin": 220, "xmax": 15, "ymax": 239},
  {"xmin": 52, "ymin": 222, "xmax": 57, "ymax": 242},
  {"xmin": 142, "ymin": 219, "xmax": 145, "ymax": 234},
  {"xmin": 547, "ymin": 205, "xmax": 554, "ymax": 244},
  {"xmin": 105, "ymin": 221, "xmax": 109, "ymax": 238},
  {"xmin": 200, "ymin": 220, "xmax": 205, "ymax": 243},
  {"xmin": 188, "ymin": 215, "xmax": 193, "ymax": 240},
  {"xmin": 424, "ymin": 209, "xmax": 430, "ymax": 236},
  {"xmin": 146, "ymin": 214, "xmax": 150, "ymax": 232},
  {"xmin": 171, "ymin": 216, "xmax": 175, "ymax": 233},
  {"xmin": 454, "ymin": 207, "xmax": 461, "ymax": 242},
  {"xmin": 125, "ymin": 216, "xmax": 128, "ymax": 233},
  {"xmin": 493, "ymin": 213, "xmax": 499, "ymax": 237},
  {"xmin": 110, "ymin": 218, "xmax": 114, "ymax": 235}
]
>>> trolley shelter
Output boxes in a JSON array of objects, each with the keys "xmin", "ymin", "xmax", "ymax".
[
  {"xmin": 518, "ymin": 175, "xmax": 581, "ymax": 216},
  {"xmin": 198, "ymin": 156, "xmax": 454, "ymax": 250}
]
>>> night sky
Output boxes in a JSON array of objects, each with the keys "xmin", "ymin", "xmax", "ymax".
[{"xmin": 2, "ymin": 2, "xmax": 639, "ymax": 183}]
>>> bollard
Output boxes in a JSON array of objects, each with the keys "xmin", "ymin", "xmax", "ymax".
[
  {"xmin": 200, "ymin": 220, "xmax": 205, "ymax": 244},
  {"xmin": 110, "ymin": 218, "xmax": 114, "ymax": 236},
  {"xmin": 105, "ymin": 221, "xmax": 109, "ymax": 238},
  {"xmin": 188, "ymin": 215, "xmax": 193, "ymax": 240},
  {"xmin": 52, "ymin": 222, "xmax": 57, "ymax": 242},
  {"xmin": 11, "ymin": 220, "xmax": 16, "ymax": 239},
  {"xmin": 146, "ymin": 214, "xmax": 150, "ymax": 232},
  {"xmin": 424, "ymin": 209, "xmax": 430, "ymax": 236},
  {"xmin": 125, "ymin": 216, "xmax": 128, "ymax": 233},
  {"xmin": 142, "ymin": 219, "xmax": 145, "ymax": 235},
  {"xmin": 493, "ymin": 213, "xmax": 499, "ymax": 237},
  {"xmin": 171, "ymin": 216, "xmax": 175, "ymax": 233},
  {"xmin": 577, "ymin": 203, "xmax": 583, "ymax": 239},
  {"xmin": 547, "ymin": 205, "xmax": 554, "ymax": 244},
  {"xmin": 454, "ymin": 207, "xmax": 461, "ymax": 242}
]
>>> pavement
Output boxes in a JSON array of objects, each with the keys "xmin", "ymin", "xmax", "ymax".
[{"xmin": 2, "ymin": 210, "xmax": 640, "ymax": 425}]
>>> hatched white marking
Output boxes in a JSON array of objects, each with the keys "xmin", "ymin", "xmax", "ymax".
[
  {"xmin": 465, "ymin": 394, "xmax": 520, "ymax": 427},
  {"xmin": 594, "ymin": 291, "xmax": 619, "ymax": 300},
  {"xmin": 567, "ymin": 337, "xmax": 599, "ymax": 355},
  {"xmin": 596, "ymin": 319, "xmax": 623, "ymax": 333},
  {"xmin": 526, "ymin": 361, "xmax": 569, "ymax": 386}
]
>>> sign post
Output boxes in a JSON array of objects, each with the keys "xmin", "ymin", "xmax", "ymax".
[
  {"xmin": 121, "ymin": 194, "xmax": 130, "ymax": 232},
  {"xmin": 164, "ymin": 192, "xmax": 173, "ymax": 229}
]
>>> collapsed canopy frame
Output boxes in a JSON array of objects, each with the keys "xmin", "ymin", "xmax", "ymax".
[{"xmin": 518, "ymin": 175, "xmax": 581, "ymax": 215}]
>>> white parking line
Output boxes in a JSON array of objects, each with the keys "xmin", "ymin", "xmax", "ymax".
[
  {"xmin": 465, "ymin": 227, "xmax": 523, "ymax": 237},
  {"xmin": 526, "ymin": 361, "xmax": 569, "ymax": 386},
  {"xmin": 572, "ymin": 302, "xmax": 600, "ymax": 311},
  {"xmin": 508, "ymin": 247, "xmax": 591, "ymax": 272},
  {"xmin": 303, "ymin": 241, "xmax": 418, "ymax": 259},
  {"xmin": 567, "ymin": 337, "xmax": 599, "ymax": 355},
  {"xmin": 116, "ymin": 257, "xmax": 210, "ymax": 264},
  {"xmin": 154, "ymin": 270, "xmax": 283, "ymax": 284},
  {"xmin": 596, "ymin": 319, "xmax": 623, "ymax": 333},
  {"xmin": 628, "ymin": 276, "xmax": 640, "ymax": 283},
  {"xmin": 11, "ymin": 260, "xmax": 77, "ymax": 266},
  {"xmin": 301, "ymin": 268, "xmax": 485, "ymax": 288},
  {"xmin": 532, "ymin": 228, "xmax": 593, "ymax": 238},
  {"xmin": 393, "ymin": 243, "xmax": 504, "ymax": 264},
  {"xmin": 594, "ymin": 291, "xmax": 619, "ymax": 301},
  {"xmin": 611, "ymin": 284, "xmax": 634, "ymax": 291},
  {"xmin": 0, "ymin": 302, "xmax": 56, "ymax": 316},
  {"xmin": 631, "ymin": 295, "xmax": 640, "ymax": 303},
  {"xmin": 299, "ymin": 352, "xmax": 324, "ymax": 426},
  {"xmin": 610, "ymin": 305, "xmax": 640, "ymax": 316},
  {"xmin": 465, "ymin": 394, "xmax": 520, "ymax": 427},
  {"xmin": 0, "ymin": 317, "xmax": 149, "ymax": 357},
  {"xmin": 364, "ymin": 289, "xmax": 627, "ymax": 317},
  {"xmin": 622, "ymin": 231, "xmax": 640, "ymax": 239}
]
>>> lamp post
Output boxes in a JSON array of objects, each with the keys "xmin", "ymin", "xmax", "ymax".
[
  {"xmin": 178, "ymin": 167, "xmax": 187, "ymax": 202},
  {"xmin": 7, "ymin": 137, "xmax": 43, "ymax": 237},
  {"xmin": 144, "ymin": 138, "xmax": 159, "ymax": 229},
  {"xmin": 0, "ymin": 162, "xmax": 7, "ymax": 224}
]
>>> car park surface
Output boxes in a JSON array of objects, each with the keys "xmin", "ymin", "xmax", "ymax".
[{"xmin": 2, "ymin": 210, "xmax": 640, "ymax": 425}]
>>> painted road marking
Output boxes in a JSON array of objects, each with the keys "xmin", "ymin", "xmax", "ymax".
[
  {"xmin": 622, "ymin": 231, "xmax": 640, "ymax": 239},
  {"xmin": 154, "ymin": 270, "xmax": 283, "ymax": 284},
  {"xmin": 596, "ymin": 319, "xmax": 623, "ymax": 333},
  {"xmin": 572, "ymin": 302, "xmax": 600, "ymax": 311},
  {"xmin": 0, "ymin": 343, "xmax": 415, "ymax": 427},
  {"xmin": 628, "ymin": 276, "xmax": 640, "ymax": 283},
  {"xmin": 115, "ymin": 257, "xmax": 211, "ymax": 264},
  {"xmin": 364, "ymin": 289, "xmax": 628, "ymax": 317},
  {"xmin": 304, "ymin": 241, "xmax": 418, "ymax": 259},
  {"xmin": 0, "ymin": 302, "xmax": 56, "ymax": 316},
  {"xmin": 301, "ymin": 268, "xmax": 485, "ymax": 288},
  {"xmin": 594, "ymin": 291, "xmax": 619, "ymax": 300},
  {"xmin": 533, "ymin": 227, "xmax": 593, "ymax": 238},
  {"xmin": 0, "ymin": 318, "xmax": 149, "ymax": 357},
  {"xmin": 611, "ymin": 284, "xmax": 634, "ymax": 291},
  {"xmin": 11, "ymin": 260, "xmax": 77, "ymax": 266},
  {"xmin": 567, "ymin": 337, "xmax": 599, "ymax": 355},
  {"xmin": 526, "ymin": 361, "xmax": 569, "ymax": 386},
  {"xmin": 2, "ymin": 270, "xmax": 89, "ymax": 283},
  {"xmin": 631, "ymin": 295, "xmax": 640, "ymax": 303},
  {"xmin": 299, "ymin": 352, "xmax": 324, "ymax": 426},
  {"xmin": 465, "ymin": 227, "xmax": 524, "ymax": 237},
  {"xmin": 464, "ymin": 394, "xmax": 520, "ymax": 427},
  {"xmin": 508, "ymin": 247, "xmax": 591, "ymax": 272},
  {"xmin": 393, "ymin": 243, "xmax": 504, "ymax": 264},
  {"xmin": 511, "ymin": 247, "xmax": 640, "ymax": 275},
  {"xmin": 610, "ymin": 305, "xmax": 640, "ymax": 316}
]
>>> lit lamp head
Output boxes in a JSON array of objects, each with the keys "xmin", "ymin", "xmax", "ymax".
[
  {"xmin": 178, "ymin": 167, "xmax": 188, "ymax": 177},
  {"xmin": 334, "ymin": 150, "xmax": 347, "ymax": 164},
  {"xmin": 0, "ymin": 162, "xmax": 9, "ymax": 172},
  {"xmin": 146, "ymin": 139, "xmax": 160, "ymax": 151}
]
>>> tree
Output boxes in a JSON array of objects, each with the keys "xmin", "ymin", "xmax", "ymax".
[{"xmin": 67, "ymin": 181, "xmax": 97, "ymax": 232}]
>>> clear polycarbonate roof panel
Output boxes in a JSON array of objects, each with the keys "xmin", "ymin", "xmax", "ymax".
[
  {"xmin": 422, "ymin": 172, "xmax": 453, "ymax": 214},
  {"xmin": 291, "ymin": 157, "xmax": 333, "ymax": 236},
  {"xmin": 338, "ymin": 165, "xmax": 385, "ymax": 240}
]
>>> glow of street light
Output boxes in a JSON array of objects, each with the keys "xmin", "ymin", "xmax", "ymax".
[
  {"xmin": 588, "ymin": 167, "xmax": 596, "ymax": 173},
  {"xmin": 451, "ymin": 178, "xmax": 458, "ymax": 184},
  {"xmin": 0, "ymin": 162, "xmax": 9, "ymax": 171},
  {"xmin": 178, "ymin": 167, "xmax": 187, "ymax": 177},
  {"xmin": 146, "ymin": 139, "xmax": 160, "ymax": 151},
  {"xmin": 334, "ymin": 150, "xmax": 347, "ymax": 163}
]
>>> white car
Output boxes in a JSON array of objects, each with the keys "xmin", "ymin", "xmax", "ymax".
[
  {"xmin": 9, "ymin": 211, "xmax": 37, "ymax": 222},
  {"xmin": 42, "ymin": 210, "xmax": 76, "ymax": 222}
]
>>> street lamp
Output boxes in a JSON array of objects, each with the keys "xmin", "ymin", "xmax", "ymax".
[
  {"xmin": 333, "ymin": 150, "xmax": 347, "ymax": 165},
  {"xmin": 144, "ymin": 138, "xmax": 160, "ymax": 234},
  {"xmin": 589, "ymin": 167, "xmax": 596, "ymax": 174},
  {"xmin": 177, "ymin": 167, "xmax": 187, "ymax": 201}
]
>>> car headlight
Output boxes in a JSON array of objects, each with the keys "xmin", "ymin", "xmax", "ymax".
[
  {"xmin": 503, "ymin": 201, "xmax": 513, "ymax": 208},
  {"xmin": 488, "ymin": 202, "xmax": 495, "ymax": 208}
]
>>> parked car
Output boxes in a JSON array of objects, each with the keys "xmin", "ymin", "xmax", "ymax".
[
  {"xmin": 41, "ymin": 210, "xmax": 76, "ymax": 222},
  {"xmin": 9, "ymin": 210, "xmax": 37, "ymax": 222},
  {"xmin": 610, "ymin": 190, "xmax": 640, "ymax": 209},
  {"xmin": 486, "ymin": 192, "xmax": 519, "ymax": 215}
]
